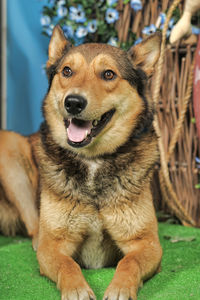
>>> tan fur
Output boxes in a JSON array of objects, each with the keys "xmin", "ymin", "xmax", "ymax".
[
  {"xmin": 45, "ymin": 49, "xmax": 144, "ymax": 157},
  {"xmin": 0, "ymin": 131, "xmax": 39, "ymax": 248},
  {"xmin": 0, "ymin": 25, "xmax": 162, "ymax": 300}
]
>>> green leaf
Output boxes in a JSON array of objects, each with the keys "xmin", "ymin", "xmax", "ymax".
[
  {"xmin": 81, "ymin": 0, "xmax": 88, "ymax": 7},
  {"xmin": 191, "ymin": 117, "xmax": 196, "ymax": 124},
  {"xmin": 123, "ymin": 0, "xmax": 130, "ymax": 4},
  {"xmin": 86, "ymin": 8, "xmax": 92, "ymax": 15}
]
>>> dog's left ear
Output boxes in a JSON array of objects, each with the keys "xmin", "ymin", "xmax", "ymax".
[
  {"xmin": 128, "ymin": 32, "xmax": 161, "ymax": 77},
  {"xmin": 47, "ymin": 25, "xmax": 70, "ymax": 68}
]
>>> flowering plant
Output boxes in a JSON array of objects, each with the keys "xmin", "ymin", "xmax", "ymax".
[
  {"xmin": 41, "ymin": 0, "xmax": 143, "ymax": 48},
  {"xmin": 41, "ymin": 0, "xmax": 200, "ymax": 50}
]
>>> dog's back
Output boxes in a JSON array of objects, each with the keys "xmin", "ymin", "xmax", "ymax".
[{"xmin": 0, "ymin": 131, "xmax": 39, "ymax": 247}]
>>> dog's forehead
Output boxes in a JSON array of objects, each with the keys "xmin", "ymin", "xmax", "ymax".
[
  {"xmin": 65, "ymin": 43, "xmax": 127, "ymax": 65},
  {"xmin": 48, "ymin": 42, "xmax": 146, "ymax": 93}
]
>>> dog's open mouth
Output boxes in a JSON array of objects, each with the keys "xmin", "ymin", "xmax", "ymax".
[{"xmin": 64, "ymin": 109, "xmax": 115, "ymax": 148}]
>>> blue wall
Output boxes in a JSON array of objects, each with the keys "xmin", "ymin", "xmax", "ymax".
[{"xmin": 7, "ymin": 0, "xmax": 49, "ymax": 135}]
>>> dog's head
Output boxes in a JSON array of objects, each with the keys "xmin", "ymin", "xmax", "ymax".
[{"xmin": 43, "ymin": 25, "xmax": 161, "ymax": 157}]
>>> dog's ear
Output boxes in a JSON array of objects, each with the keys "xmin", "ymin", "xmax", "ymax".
[
  {"xmin": 47, "ymin": 25, "xmax": 70, "ymax": 68},
  {"xmin": 128, "ymin": 33, "xmax": 161, "ymax": 77}
]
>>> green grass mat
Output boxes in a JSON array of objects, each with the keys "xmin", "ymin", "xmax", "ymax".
[{"xmin": 0, "ymin": 223, "xmax": 200, "ymax": 300}]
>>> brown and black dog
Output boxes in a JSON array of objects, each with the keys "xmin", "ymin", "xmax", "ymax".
[{"xmin": 0, "ymin": 25, "xmax": 162, "ymax": 300}]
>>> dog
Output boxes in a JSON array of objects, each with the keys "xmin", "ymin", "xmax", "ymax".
[{"xmin": 0, "ymin": 25, "xmax": 162, "ymax": 300}]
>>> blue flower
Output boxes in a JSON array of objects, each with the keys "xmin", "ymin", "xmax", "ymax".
[
  {"xmin": 158, "ymin": 14, "xmax": 174, "ymax": 31},
  {"xmin": 156, "ymin": 13, "xmax": 166, "ymax": 30},
  {"xmin": 62, "ymin": 25, "xmax": 74, "ymax": 39},
  {"xmin": 105, "ymin": 8, "xmax": 119, "ymax": 24},
  {"xmin": 44, "ymin": 24, "xmax": 54, "ymax": 37},
  {"xmin": 159, "ymin": 12, "xmax": 166, "ymax": 27},
  {"xmin": 130, "ymin": 0, "xmax": 142, "ymax": 11},
  {"xmin": 161, "ymin": 18, "xmax": 174, "ymax": 37},
  {"xmin": 142, "ymin": 24, "xmax": 156, "ymax": 35},
  {"xmin": 40, "ymin": 15, "xmax": 51, "ymax": 26},
  {"xmin": 69, "ymin": 5, "xmax": 86, "ymax": 23},
  {"xmin": 166, "ymin": 30, "xmax": 171, "ymax": 37},
  {"xmin": 134, "ymin": 37, "xmax": 142, "ymax": 45},
  {"xmin": 107, "ymin": 36, "xmax": 118, "ymax": 47},
  {"xmin": 168, "ymin": 18, "xmax": 175, "ymax": 29},
  {"xmin": 87, "ymin": 20, "xmax": 97, "ymax": 33},
  {"xmin": 192, "ymin": 26, "xmax": 200, "ymax": 35},
  {"xmin": 74, "ymin": 37, "xmax": 85, "ymax": 46},
  {"xmin": 107, "ymin": 0, "xmax": 118, "ymax": 6},
  {"xmin": 57, "ymin": 6, "xmax": 67, "ymax": 18},
  {"xmin": 156, "ymin": 15, "xmax": 175, "ymax": 37},
  {"xmin": 48, "ymin": 0, "xmax": 55, "ymax": 5},
  {"xmin": 75, "ymin": 26, "xmax": 88, "ymax": 39},
  {"xmin": 195, "ymin": 157, "xmax": 200, "ymax": 164},
  {"xmin": 57, "ymin": 0, "xmax": 65, "ymax": 6}
]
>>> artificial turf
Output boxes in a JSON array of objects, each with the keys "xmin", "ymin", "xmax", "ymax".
[{"xmin": 0, "ymin": 223, "xmax": 200, "ymax": 300}]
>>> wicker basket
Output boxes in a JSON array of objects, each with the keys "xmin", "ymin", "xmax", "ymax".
[
  {"xmin": 116, "ymin": 0, "xmax": 200, "ymax": 226},
  {"xmin": 116, "ymin": 0, "xmax": 184, "ymax": 43},
  {"xmin": 158, "ymin": 44, "xmax": 200, "ymax": 226}
]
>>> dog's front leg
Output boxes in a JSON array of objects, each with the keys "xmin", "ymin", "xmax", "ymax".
[
  {"xmin": 103, "ymin": 234, "xmax": 162, "ymax": 300},
  {"xmin": 37, "ymin": 230, "xmax": 96, "ymax": 300}
]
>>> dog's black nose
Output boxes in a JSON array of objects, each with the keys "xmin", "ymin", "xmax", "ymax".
[{"xmin": 64, "ymin": 95, "xmax": 87, "ymax": 115}]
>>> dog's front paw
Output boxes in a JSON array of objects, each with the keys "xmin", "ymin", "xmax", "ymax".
[
  {"xmin": 103, "ymin": 283, "xmax": 137, "ymax": 300},
  {"xmin": 61, "ymin": 286, "xmax": 96, "ymax": 300}
]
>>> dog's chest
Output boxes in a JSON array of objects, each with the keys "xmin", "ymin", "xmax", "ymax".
[
  {"xmin": 76, "ymin": 214, "xmax": 120, "ymax": 269},
  {"xmin": 78, "ymin": 217, "xmax": 105, "ymax": 268},
  {"xmin": 81, "ymin": 159, "xmax": 118, "ymax": 199},
  {"xmin": 83, "ymin": 159, "xmax": 103, "ymax": 191},
  {"xmin": 86, "ymin": 160, "xmax": 102, "ymax": 181}
]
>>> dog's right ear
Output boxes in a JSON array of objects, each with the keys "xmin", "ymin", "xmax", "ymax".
[{"xmin": 47, "ymin": 25, "xmax": 70, "ymax": 68}]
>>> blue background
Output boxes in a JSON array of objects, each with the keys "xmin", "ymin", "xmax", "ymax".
[{"xmin": 7, "ymin": 0, "xmax": 49, "ymax": 135}]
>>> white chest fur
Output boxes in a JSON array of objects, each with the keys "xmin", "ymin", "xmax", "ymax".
[
  {"xmin": 86, "ymin": 159, "xmax": 102, "ymax": 179},
  {"xmin": 79, "ymin": 217, "xmax": 106, "ymax": 269},
  {"xmin": 77, "ymin": 213, "xmax": 119, "ymax": 269}
]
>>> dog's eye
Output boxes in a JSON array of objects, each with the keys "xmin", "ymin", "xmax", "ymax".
[
  {"xmin": 102, "ymin": 70, "xmax": 116, "ymax": 81},
  {"xmin": 62, "ymin": 66, "xmax": 73, "ymax": 78}
]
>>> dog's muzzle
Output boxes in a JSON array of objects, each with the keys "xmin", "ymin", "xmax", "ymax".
[{"xmin": 64, "ymin": 109, "xmax": 116, "ymax": 148}]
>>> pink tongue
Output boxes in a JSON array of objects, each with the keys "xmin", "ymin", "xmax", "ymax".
[{"xmin": 67, "ymin": 120, "xmax": 92, "ymax": 143}]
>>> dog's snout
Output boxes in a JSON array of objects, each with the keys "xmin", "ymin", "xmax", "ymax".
[{"xmin": 64, "ymin": 95, "xmax": 87, "ymax": 115}]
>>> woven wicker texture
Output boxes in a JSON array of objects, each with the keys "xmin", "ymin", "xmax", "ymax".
[{"xmin": 116, "ymin": 0, "xmax": 200, "ymax": 227}]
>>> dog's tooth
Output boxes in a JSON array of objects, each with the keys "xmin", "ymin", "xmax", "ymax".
[
  {"xmin": 92, "ymin": 120, "xmax": 98, "ymax": 127},
  {"xmin": 85, "ymin": 130, "xmax": 88, "ymax": 138}
]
